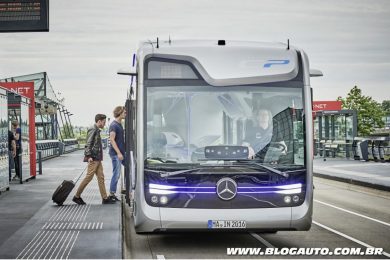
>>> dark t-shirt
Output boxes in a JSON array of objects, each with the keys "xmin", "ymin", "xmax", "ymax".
[
  {"xmin": 97, "ymin": 141, "xmax": 103, "ymax": 161},
  {"xmin": 8, "ymin": 130, "xmax": 15, "ymax": 150},
  {"xmin": 244, "ymin": 120, "xmax": 283, "ymax": 153},
  {"xmin": 109, "ymin": 121, "xmax": 125, "ymax": 157}
]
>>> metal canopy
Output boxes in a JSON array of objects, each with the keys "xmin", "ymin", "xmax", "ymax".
[
  {"xmin": 0, "ymin": 72, "xmax": 74, "ymax": 140},
  {"xmin": 0, "ymin": 72, "xmax": 62, "ymax": 109}
]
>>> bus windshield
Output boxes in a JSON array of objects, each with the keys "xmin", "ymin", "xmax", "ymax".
[{"xmin": 145, "ymin": 85, "xmax": 305, "ymax": 166}]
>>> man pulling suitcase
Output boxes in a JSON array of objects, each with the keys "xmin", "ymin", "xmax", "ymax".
[{"xmin": 72, "ymin": 114, "xmax": 116, "ymax": 205}]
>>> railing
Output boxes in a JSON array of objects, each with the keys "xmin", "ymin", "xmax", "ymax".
[
  {"xmin": 63, "ymin": 138, "xmax": 79, "ymax": 153},
  {"xmin": 36, "ymin": 140, "xmax": 60, "ymax": 161},
  {"xmin": 317, "ymin": 139, "xmax": 353, "ymax": 159},
  {"xmin": 352, "ymin": 137, "xmax": 390, "ymax": 162},
  {"xmin": 34, "ymin": 139, "xmax": 80, "ymax": 175}
]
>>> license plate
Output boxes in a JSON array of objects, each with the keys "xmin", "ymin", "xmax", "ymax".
[{"xmin": 208, "ymin": 220, "xmax": 246, "ymax": 229}]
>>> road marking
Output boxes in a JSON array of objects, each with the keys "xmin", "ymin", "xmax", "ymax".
[
  {"xmin": 156, "ymin": 255, "xmax": 166, "ymax": 259},
  {"xmin": 16, "ymin": 230, "xmax": 44, "ymax": 259},
  {"xmin": 313, "ymin": 221, "xmax": 390, "ymax": 258},
  {"xmin": 60, "ymin": 231, "xmax": 76, "ymax": 259},
  {"xmin": 66, "ymin": 231, "xmax": 80, "ymax": 259},
  {"xmin": 249, "ymin": 232, "xmax": 275, "ymax": 248},
  {"xmin": 48, "ymin": 230, "xmax": 66, "ymax": 259},
  {"xmin": 25, "ymin": 230, "xmax": 50, "ymax": 259},
  {"xmin": 54, "ymin": 231, "xmax": 72, "ymax": 259},
  {"xmin": 38, "ymin": 231, "xmax": 57, "ymax": 259},
  {"xmin": 43, "ymin": 231, "xmax": 60, "ymax": 259},
  {"xmin": 33, "ymin": 230, "xmax": 55, "ymax": 259},
  {"xmin": 315, "ymin": 200, "xmax": 390, "ymax": 227}
]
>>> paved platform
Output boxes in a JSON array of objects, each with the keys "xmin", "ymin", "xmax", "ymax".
[
  {"xmin": 0, "ymin": 150, "xmax": 122, "ymax": 259},
  {"xmin": 314, "ymin": 157, "xmax": 390, "ymax": 191}
]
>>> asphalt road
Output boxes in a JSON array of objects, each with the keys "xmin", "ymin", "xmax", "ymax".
[{"xmin": 124, "ymin": 177, "xmax": 390, "ymax": 259}]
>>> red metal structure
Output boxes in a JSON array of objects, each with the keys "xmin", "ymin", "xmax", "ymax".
[{"xmin": 312, "ymin": 101, "xmax": 342, "ymax": 112}]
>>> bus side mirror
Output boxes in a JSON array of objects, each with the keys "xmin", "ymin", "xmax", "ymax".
[
  {"xmin": 310, "ymin": 69, "xmax": 323, "ymax": 77},
  {"xmin": 117, "ymin": 67, "xmax": 137, "ymax": 76}
]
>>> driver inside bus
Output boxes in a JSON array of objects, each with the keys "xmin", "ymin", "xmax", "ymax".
[{"xmin": 242, "ymin": 108, "xmax": 287, "ymax": 160}]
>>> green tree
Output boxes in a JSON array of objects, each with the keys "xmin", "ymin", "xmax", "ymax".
[
  {"xmin": 337, "ymin": 86, "xmax": 384, "ymax": 136},
  {"xmin": 382, "ymin": 100, "xmax": 390, "ymax": 113}
]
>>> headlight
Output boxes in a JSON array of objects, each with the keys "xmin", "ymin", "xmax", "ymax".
[{"xmin": 160, "ymin": 196, "xmax": 168, "ymax": 205}]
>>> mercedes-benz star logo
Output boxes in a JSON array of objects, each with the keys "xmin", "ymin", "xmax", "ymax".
[{"xmin": 216, "ymin": 178, "xmax": 237, "ymax": 201}]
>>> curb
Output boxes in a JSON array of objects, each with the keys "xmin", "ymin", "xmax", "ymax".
[{"xmin": 314, "ymin": 172, "xmax": 390, "ymax": 192}]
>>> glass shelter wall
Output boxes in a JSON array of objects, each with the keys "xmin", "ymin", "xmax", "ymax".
[
  {"xmin": 8, "ymin": 94, "xmax": 31, "ymax": 182},
  {"xmin": 0, "ymin": 89, "xmax": 9, "ymax": 191},
  {"xmin": 20, "ymin": 99, "xmax": 30, "ymax": 179},
  {"xmin": 314, "ymin": 110, "xmax": 357, "ymax": 158}
]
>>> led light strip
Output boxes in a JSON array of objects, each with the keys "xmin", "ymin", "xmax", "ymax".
[
  {"xmin": 149, "ymin": 183, "xmax": 302, "ymax": 190},
  {"xmin": 149, "ymin": 183, "xmax": 214, "ymax": 190},
  {"xmin": 149, "ymin": 189, "xmax": 215, "ymax": 195},
  {"xmin": 148, "ymin": 183, "xmax": 302, "ymax": 195}
]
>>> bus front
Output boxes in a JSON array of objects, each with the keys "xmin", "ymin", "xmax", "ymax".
[{"xmin": 132, "ymin": 40, "xmax": 314, "ymax": 233}]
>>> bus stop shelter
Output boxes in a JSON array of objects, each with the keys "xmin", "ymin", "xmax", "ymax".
[{"xmin": 313, "ymin": 101, "xmax": 357, "ymax": 158}]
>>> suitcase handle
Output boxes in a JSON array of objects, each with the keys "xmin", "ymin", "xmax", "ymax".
[{"xmin": 74, "ymin": 166, "xmax": 88, "ymax": 184}]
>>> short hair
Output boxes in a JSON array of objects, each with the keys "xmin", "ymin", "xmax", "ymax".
[
  {"xmin": 254, "ymin": 107, "xmax": 272, "ymax": 116},
  {"xmin": 95, "ymin": 114, "xmax": 106, "ymax": 123},
  {"xmin": 11, "ymin": 120, "xmax": 19, "ymax": 127},
  {"xmin": 113, "ymin": 106, "xmax": 125, "ymax": 118},
  {"xmin": 253, "ymin": 108, "xmax": 273, "ymax": 125}
]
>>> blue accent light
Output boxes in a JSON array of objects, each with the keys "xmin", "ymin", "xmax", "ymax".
[
  {"xmin": 149, "ymin": 189, "xmax": 215, "ymax": 195},
  {"xmin": 239, "ymin": 188, "xmax": 302, "ymax": 194},
  {"xmin": 263, "ymin": 59, "xmax": 290, "ymax": 68},
  {"xmin": 148, "ymin": 183, "xmax": 302, "ymax": 195},
  {"xmin": 149, "ymin": 183, "xmax": 214, "ymax": 190}
]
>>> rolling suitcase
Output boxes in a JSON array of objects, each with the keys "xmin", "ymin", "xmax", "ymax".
[{"xmin": 52, "ymin": 166, "xmax": 87, "ymax": 206}]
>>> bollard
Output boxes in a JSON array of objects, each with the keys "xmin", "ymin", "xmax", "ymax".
[{"xmin": 37, "ymin": 150, "xmax": 43, "ymax": 175}]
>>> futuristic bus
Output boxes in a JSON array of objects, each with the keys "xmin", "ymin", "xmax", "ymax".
[{"xmin": 119, "ymin": 39, "xmax": 322, "ymax": 233}]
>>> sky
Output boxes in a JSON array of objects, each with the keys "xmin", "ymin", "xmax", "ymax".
[{"xmin": 0, "ymin": 0, "xmax": 389, "ymax": 126}]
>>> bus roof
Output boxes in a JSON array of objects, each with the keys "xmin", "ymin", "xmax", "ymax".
[{"xmin": 139, "ymin": 40, "xmax": 301, "ymax": 86}]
